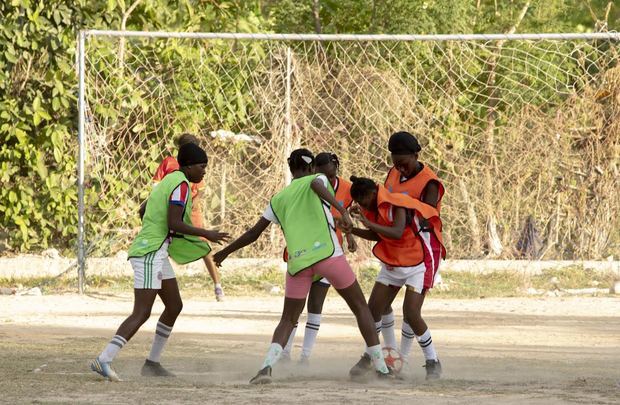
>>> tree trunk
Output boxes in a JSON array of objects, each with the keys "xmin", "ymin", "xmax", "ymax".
[
  {"xmin": 118, "ymin": 0, "xmax": 142, "ymax": 71},
  {"xmin": 312, "ymin": 0, "xmax": 322, "ymax": 34}
]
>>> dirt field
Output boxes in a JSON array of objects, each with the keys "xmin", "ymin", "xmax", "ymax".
[{"xmin": 1, "ymin": 293, "xmax": 618, "ymax": 404}]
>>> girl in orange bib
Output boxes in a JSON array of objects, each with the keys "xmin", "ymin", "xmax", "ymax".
[
  {"xmin": 348, "ymin": 174, "xmax": 445, "ymax": 380},
  {"xmin": 381, "ymin": 131, "xmax": 446, "ymax": 377}
]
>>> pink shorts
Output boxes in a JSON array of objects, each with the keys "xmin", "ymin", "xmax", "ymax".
[{"xmin": 285, "ymin": 255, "xmax": 356, "ymax": 299}]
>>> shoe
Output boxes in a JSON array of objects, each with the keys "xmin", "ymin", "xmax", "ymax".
[
  {"xmin": 249, "ymin": 366, "xmax": 272, "ymax": 384},
  {"xmin": 376, "ymin": 366, "xmax": 397, "ymax": 380},
  {"xmin": 141, "ymin": 359, "xmax": 175, "ymax": 377},
  {"xmin": 349, "ymin": 353, "xmax": 373, "ymax": 378},
  {"xmin": 90, "ymin": 357, "xmax": 121, "ymax": 381},
  {"xmin": 215, "ymin": 286, "xmax": 224, "ymax": 302},
  {"xmin": 298, "ymin": 355, "xmax": 310, "ymax": 367},
  {"xmin": 424, "ymin": 359, "xmax": 442, "ymax": 380}
]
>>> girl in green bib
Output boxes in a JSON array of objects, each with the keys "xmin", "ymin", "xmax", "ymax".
[
  {"xmin": 214, "ymin": 149, "xmax": 393, "ymax": 384},
  {"xmin": 90, "ymin": 142, "xmax": 229, "ymax": 382}
]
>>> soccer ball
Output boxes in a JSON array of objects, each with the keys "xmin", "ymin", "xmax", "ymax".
[{"xmin": 382, "ymin": 346, "xmax": 403, "ymax": 373}]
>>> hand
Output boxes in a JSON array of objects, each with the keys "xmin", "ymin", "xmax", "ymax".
[
  {"xmin": 202, "ymin": 229, "xmax": 231, "ymax": 244},
  {"xmin": 339, "ymin": 210, "xmax": 354, "ymax": 233},
  {"xmin": 350, "ymin": 206, "xmax": 371, "ymax": 228},
  {"xmin": 349, "ymin": 205, "xmax": 362, "ymax": 218},
  {"xmin": 418, "ymin": 217, "xmax": 431, "ymax": 232},
  {"xmin": 346, "ymin": 235, "xmax": 358, "ymax": 253},
  {"xmin": 212, "ymin": 251, "xmax": 228, "ymax": 267}
]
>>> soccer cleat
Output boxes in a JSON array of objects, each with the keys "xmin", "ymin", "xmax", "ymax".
[
  {"xmin": 349, "ymin": 352, "xmax": 373, "ymax": 378},
  {"xmin": 376, "ymin": 366, "xmax": 397, "ymax": 380},
  {"xmin": 90, "ymin": 357, "xmax": 121, "ymax": 382},
  {"xmin": 249, "ymin": 366, "xmax": 272, "ymax": 384},
  {"xmin": 215, "ymin": 286, "xmax": 225, "ymax": 302},
  {"xmin": 141, "ymin": 359, "xmax": 175, "ymax": 377},
  {"xmin": 298, "ymin": 355, "xmax": 310, "ymax": 367},
  {"xmin": 424, "ymin": 359, "xmax": 442, "ymax": 380}
]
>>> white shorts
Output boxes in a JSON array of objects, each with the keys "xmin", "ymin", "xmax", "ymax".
[
  {"xmin": 130, "ymin": 242, "xmax": 176, "ymax": 289},
  {"xmin": 376, "ymin": 262, "xmax": 438, "ymax": 293}
]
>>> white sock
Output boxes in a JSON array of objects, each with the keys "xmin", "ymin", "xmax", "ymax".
[
  {"xmin": 400, "ymin": 321, "xmax": 415, "ymax": 361},
  {"xmin": 301, "ymin": 313, "xmax": 321, "ymax": 358},
  {"xmin": 366, "ymin": 344, "xmax": 388, "ymax": 374},
  {"xmin": 148, "ymin": 321, "xmax": 173, "ymax": 363},
  {"xmin": 416, "ymin": 329, "xmax": 438, "ymax": 361},
  {"xmin": 99, "ymin": 335, "xmax": 127, "ymax": 363},
  {"xmin": 364, "ymin": 321, "xmax": 382, "ymax": 353},
  {"xmin": 214, "ymin": 283, "xmax": 222, "ymax": 290},
  {"xmin": 283, "ymin": 323, "xmax": 297, "ymax": 356},
  {"xmin": 381, "ymin": 311, "xmax": 397, "ymax": 349},
  {"xmin": 261, "ymin": 343, "xmax": 283, "ymax": 369}
]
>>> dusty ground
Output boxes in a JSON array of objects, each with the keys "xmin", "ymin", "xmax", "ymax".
[{"xmin": 0, "ymin": 293, "xmax": 619, "ymax": 404}]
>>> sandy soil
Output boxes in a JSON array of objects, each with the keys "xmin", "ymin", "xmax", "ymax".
[{"xmin": 0, "ymin": 293, "xmax": 619, "ymax": 404}]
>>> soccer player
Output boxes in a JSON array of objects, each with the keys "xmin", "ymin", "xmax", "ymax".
[
  {"xmin": 281, "ymin": 152, "xmax": 357, "ymax": 364},
  {"xmin": 90, "ymin": 143, "xmax": 229, "ymax": 381},
  {"xmin": 152, "ymin": 133, "xmax": 225, "ymax": 301},
  {"xmin": 349, "ymin": 130, "xmax": 446, "ymax": 380},
  {"xmin": 213, "ymin": 149, "xmax": 393, "ymax": 384},
  {"xmin": 347, "ymin": 175, "xmax": 445, "ymax": 380}
]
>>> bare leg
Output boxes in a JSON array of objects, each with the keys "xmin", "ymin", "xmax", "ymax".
[
  {"xmin": 115, "ymin": 289, "xmax": 158, "ymax": 341},
  {"xmin": 402, "ymin": 288, "xmax": 427, "ymax": 335},
  {"xmin": 203, "ymin": 254, "xmax": 220, "ymax": 285},
  {"xmin": 367, "ymin": 282, "xmax": 399, "ymax": 323},
  {"xmin": 306, "ymin": 282, "xmax": 329, "ymax": 314},
  {"xmin": 157, "ymin": 278, "xmax": 183, "ymax": 327},
  {"xmin": 272, "ymin": 297, "xmax": 307, "ymax": 346}
]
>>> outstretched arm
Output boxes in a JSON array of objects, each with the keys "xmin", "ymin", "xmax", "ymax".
[
  {"xmin": 168, "ymin": 204, "xmax": 229, "ymax": 244},
  {"xmin": 213, "ymin": 217, "xmax": 271, "ymax": 266},
  {"xmin": 310, "ymin": 178, "xmax": 353, "ymax": 232},
  {"xmin": 351, "ymin": 227, "xmax": 381, "ymax": 241}
]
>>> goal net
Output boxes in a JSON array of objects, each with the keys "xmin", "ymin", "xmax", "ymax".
[{"xmin": 78, "ymin": 32, "xmax": 620, "ymax": 270}]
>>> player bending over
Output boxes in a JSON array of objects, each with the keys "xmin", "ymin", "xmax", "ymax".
[{"xmin": 347, "ymin": 175, "xmax": 445, "ymax": 380}]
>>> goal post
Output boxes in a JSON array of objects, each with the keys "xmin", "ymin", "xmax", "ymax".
[{"xmin": 77, "ymin": 30, "xmax": 620, "ymax": 291}]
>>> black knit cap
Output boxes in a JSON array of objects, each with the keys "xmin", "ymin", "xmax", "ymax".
[
  {"xmin": 177, "ymin": 143, "xmax": 208, "ymax": 167},
  {"xmin": 388, "ymin": 131, "xmax": 422, "ymax": 155}
]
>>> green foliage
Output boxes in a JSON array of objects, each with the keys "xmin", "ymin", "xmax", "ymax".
[
  {"xmin": 0, "ymin": 0, "xmax": 266, "ymax": 255},
  {"xmin": 0, "ymin": 0, "xmax": 616, "ymax": 256},
  {"xmin": 0, "ymin": 1, "xmax": 82, "ymax": 252}
]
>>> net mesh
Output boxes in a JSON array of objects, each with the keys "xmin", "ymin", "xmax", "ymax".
[{"xmin": 82, "ymin": 34, "xmax": 620, "ymax": 261}]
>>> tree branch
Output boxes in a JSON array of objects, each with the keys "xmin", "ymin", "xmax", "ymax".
[{"xmin": 118, "ymin": 0, "xmax": 142, "ymax": 70}]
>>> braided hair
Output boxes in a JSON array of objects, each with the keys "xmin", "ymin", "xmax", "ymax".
[
  {"xmin": 287, "ymin": 148, "xmax": 314, "ymax": 172},
  {"xmin": 349, "ymin": 176, "xmax": 377, "ymax": 201}
]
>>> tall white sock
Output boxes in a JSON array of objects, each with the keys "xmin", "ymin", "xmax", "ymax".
[
  {"xmin": 381, "ymin": 311, "xmax": 397, "ymax": 349},
  {"xmin": 366, "ymin": 344, "xmax": 388, "ymax": 374},
  {"xmin": 261, "ymin": 343, "xmax": 283, "ymax": 369},
  {"xmin": 99, "ymin": 335, "xmax": 127, "ymax": 363},
  {"xmin": 400, "ymin": 321, "xmax": 415, "ymax": 361},
  {"xmin": 148, "ymin": 321, "xmax": 173, "ymax": 363},
  {"xmin": 301, "ymin": 313, "xmax": 321, "ymax": 358},
  {"xmin": 416, "ymin": 329, "xmax": 438, "ymax": 361},
  {"xmin": 283, "ymin": 323, "xmax": 297, "ymax": 356}
]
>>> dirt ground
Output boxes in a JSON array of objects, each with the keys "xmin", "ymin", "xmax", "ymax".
[{"xmin": 0, "ymin": 293, "xmax": 619, "ymax": 404}]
